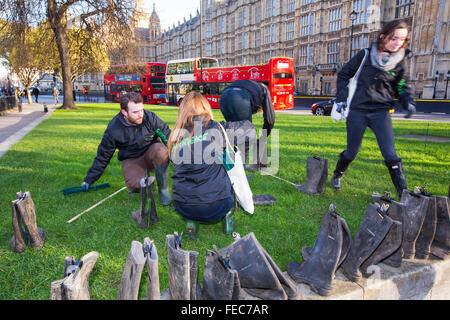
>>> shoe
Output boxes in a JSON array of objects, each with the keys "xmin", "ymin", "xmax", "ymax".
[{"xmin": 154, "ymin": 163, "xmax": 171, "ymax": 206}]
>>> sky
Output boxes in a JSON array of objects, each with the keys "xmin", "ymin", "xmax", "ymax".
[
  {"xmin": 0, "ymin": 1, "xmax": 200, "ymax": 78},
  {"xmin": 149, "ymin": 1, "xmax": 200, "ymax": 31}
]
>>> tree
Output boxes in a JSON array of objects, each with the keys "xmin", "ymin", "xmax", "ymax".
[{"xmin": 1, "ymin": 1, "xmax": 136, "ymax": 109}]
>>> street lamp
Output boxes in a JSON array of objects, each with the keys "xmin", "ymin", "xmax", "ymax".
[
  {"xmin": 433, "ymin": 71, "xmax": 439, "ymax": 99},
  {"xmin": 444, "ymin": 70, "xmax": 450, "ymax": 99},
  {"xmin": 349, "ymin": 10, "xmax": 357, "ymax": 60}
]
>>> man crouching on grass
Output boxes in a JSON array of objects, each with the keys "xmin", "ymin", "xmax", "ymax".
[{"xmin": 82, "ymin": 92, "xmax": 172, "ymax": 205}]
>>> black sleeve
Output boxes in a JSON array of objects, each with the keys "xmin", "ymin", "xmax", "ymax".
[
  {"xmin": 394, "ymin": 59, "xmax": 415, "ymax": 110},
  {"xmin": 336, "ymin": 49, "xmax": 366, "ymax": 103},
  {"xmin": 261, "ymin": 86, "xmax": 275, "ymax": 136},
  {"xmin": 84, "ymin": 130, "xmax": 117, "ymax": 185}
]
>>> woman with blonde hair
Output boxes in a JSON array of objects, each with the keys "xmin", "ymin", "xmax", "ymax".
[{"xmin": 168, "ymin": 92, "xmax": 256, "ymax": 240}]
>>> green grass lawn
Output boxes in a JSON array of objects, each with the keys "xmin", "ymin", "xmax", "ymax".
[{"xmin": 0, "ymin": 103, "xmax": 449, "ymax": 300}]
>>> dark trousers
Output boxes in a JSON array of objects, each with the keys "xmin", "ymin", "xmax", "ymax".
[
  {"xmin": 219, "ymin": 87, "xmax": 253, "ymax": 122},
  {"xmin": 343, "ymin": 109, "xmax": 400, "ymax": 163},
  {"xmin": 174, "ymin": 196, "xmax": 233, "ymax": 223}
]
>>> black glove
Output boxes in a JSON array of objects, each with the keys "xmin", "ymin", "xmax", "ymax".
[
  {"xmin": 81, "ymin": 181, "xmax": 89, "ymax": 192},
  {"xmin": 404, "ymin": 103, "xmax": 416, "ymax": 119}
]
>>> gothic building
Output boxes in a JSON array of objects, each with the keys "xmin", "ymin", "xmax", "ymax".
[{"xmin": 132, "ymin": 0, "xmax": 450, "ymax": 99}]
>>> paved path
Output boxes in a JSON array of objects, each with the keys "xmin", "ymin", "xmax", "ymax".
[{"xmin": 0, "ymin": 102, "xmax": 58, "ymax": 158}]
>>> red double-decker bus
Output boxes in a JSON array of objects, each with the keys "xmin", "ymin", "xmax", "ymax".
[
  {"xmin": 165, "ymin": 57, "xmax": 294, "ymax": 110},
  {"xmin": 104, "ymin": 62, "xmax": 166, "ymax": 104}
]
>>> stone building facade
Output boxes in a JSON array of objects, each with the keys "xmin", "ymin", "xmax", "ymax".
[{"xmin": 132, "ymin": 0, "xmax": 450, "ymax": 99}]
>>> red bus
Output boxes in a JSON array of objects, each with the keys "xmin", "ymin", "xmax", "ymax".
[
  {"xmin": 165, "ymin": 57, "xmax": 294, "ymax": 110},
  {"xmin": 104, "ymin": 62, "xmax": 166, "ymax": 104}
]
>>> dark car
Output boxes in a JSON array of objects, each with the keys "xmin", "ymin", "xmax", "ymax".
[{"xmin": 311, "ymin": 98, "xmax": 336, "ymax": 116}]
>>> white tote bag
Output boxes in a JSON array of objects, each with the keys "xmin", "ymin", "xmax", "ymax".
[
  {"xmin": 218, "ymin": 123, "xmax": 254, "ymax": 215},
  {"xmin": 331, "ymin": 49, "xmax": 368, "ymax": 122}
]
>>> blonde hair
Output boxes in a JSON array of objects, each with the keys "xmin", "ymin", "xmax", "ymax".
[{"xmin": 167, "ymin": 92, "xmax": 214, "ymax": 154}]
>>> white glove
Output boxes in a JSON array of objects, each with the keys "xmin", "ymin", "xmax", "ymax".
[
  {"xmin": 331, "ymin": 101, "xmax": 347, "ymax": 122},
  {"xmin": 81, "ymin": 181, "xmax": 89, "ymax": 191}
]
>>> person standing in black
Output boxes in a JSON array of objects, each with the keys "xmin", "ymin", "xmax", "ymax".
[
  {"xmin": 218, "ymin": 79, "xmax": 275, "ymax": 171},
  {"xmin": 331, "ymin": 20, "xmax": 416, "ymax": 199},
  {"xmin": 32, "ymin": 87, "xmax": 40, "ymax": 103}
]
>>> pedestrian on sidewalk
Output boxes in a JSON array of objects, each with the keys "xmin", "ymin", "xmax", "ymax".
[
  {"xmin": 32, "ymin": 87, "xmax": 40, "ymax": 103},
  {"xmin": 53, "ymin": 86, "xmax": 60, "ymax": 105}
]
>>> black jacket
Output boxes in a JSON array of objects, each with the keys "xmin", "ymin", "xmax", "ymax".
[
  {"xmin": 170, "ymin": 118, "xmax": 256, "ymax": 206},
  {"xmin": 336, "ymin": 47, "xmax": 414, "ymax": 111},
  {"xmin": 228, "ymin": 80, "xmax": 275, "ymax": 134},
  {"xmin": 84, "ymin": 109, "xmax": 171, "ymax": 185}
]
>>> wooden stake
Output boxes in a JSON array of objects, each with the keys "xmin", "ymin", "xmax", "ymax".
[{"xmin": 66, "ymin": 186, "xmax": 127, "ymax": 224}]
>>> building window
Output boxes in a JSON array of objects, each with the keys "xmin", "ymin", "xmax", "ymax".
[
  {"xmin": 299, "ymin": 45, "xmax": 313, "ymax": 65},
  {"xmin": 328, "ymin": 7, "xmax": 342, "ymax": 32},
  {"xmin": 324, "ymin": 82, "xmax": 332, "ymax": 95},
  {"xmin": 264, "ymin": 25, "xmax": 275, "ymax": 44},
  {"xmin": 285, "ymin": 21, "xmax": 295, "ymax": 40},
  {"xmin": 206, "ymin": 22, "xmax": 211, "ymax": 38},
  {"xmin": 255, "ymin": 6, "xmax": 261, "ymax": 23},
  {"xmin": 230, "ymin": 15, "xmax": 235, "ymax": 32},
  {"xmin": 301, "ymin": 82, "xmax": 308, "ymax": 94},
  {"xmin": 265, "ymin": 0, "xmax": 276, "ymax": 18},
  {"xmin": 395, "ymin": 0, "xmax": 415, "ymax": 18},
  {"xmin": 254, "ymin": 31, "xmax": 261, "ymax": 47},
  {"xmin": 285, "ymin": 49, "xmax": 294, "ymax": 58},
  {"xmin": 206, "ymin": 43, "xmax": 212, "ymax": 56},
  {"xmin": 219, "ymin": 17, "xmax": 225, "ymax": 34},
  {"xmin": 287, "ymin": 0, "xmax": 296, "ymax": 13},
  {"xmin": 353, "ymin": 0, "xmax": 371, "ymax": 25},
  {"xmin": 220, "ymin": 39, "xmax": 225, "ymax": 54},
  {"xmin": 327, "ymin": 41, "xmax": 340, "ymax": 63},
  {"xmin": 302, "ymin": 0, "xmax": 314, "ymax": 5},
  {"xmin": 351, "ymin": 35, "xmax": 369, "ymax": 57},
  {"xmin": 301, "ymin": 13, "xmax": 314, "ymax": 36},
  {"xmin": 238, "ymin": 33, "xmax": 247, "ymax": 50}
]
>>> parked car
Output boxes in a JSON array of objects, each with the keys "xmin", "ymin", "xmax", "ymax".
[{"xmin": 311, "ymin": 98, "xmax": 336, "ymax": 116}]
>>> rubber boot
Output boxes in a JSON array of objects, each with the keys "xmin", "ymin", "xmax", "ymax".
[
  {"xmin": 300, "ymin": 206, "xmax": 352, "ymax": 270},
  {"xmin": 386, "ymin": 159, "xmax": 408, "ymax": 200},
  {"xmin": 117, "ymin": 241, "xmax": 146, "ymax": 300},
  {"xmin": 148, "ymin": 176, "xmax": 160, "ymax": 224},
  {"xmin": 414, "ymin": 188, "xmax": 437, "ymax": 260},
  {"xmin": 15, "ymin": 191, "xmax": 46, "ymax": 249},
  {"xmin": 222, "ymin": 210, "xmax": 236, "ymax": 235},
  {"xmin": 166, "ymin": 232, "xmax": 201, "ymax": 300},
  {"xmin": 131, "ymin": 177, "xmax": 150, "ymax": 229},
  {"xmin": 430, "ymin": 195, "xmax": 450, "ymax": 259},
  {"xmin": 244, "ymin": 137, "xmax": 266, "ymax": 172},
  {"xmin": 400, "ymin": 187, "xmax": 430, "ymax": 259},
  {"xmin": 360, "ymin": 206, "xmax": 402, "ymax": 277},
  {"xmin": 50, "ymin": 251, "xmax": 99, "ymax": 300},
  {"xmin": 144, "ymin": 237, "xmax": 160, "ymax": 300},
  {"xmin": 218, "ymin": 232, "xmax": 297, "ymax": 300},
  {"xmin": 294, "ymin": 155, "xmax": 328, "ymax": 194},
  {"xmin": 371, "ymin": 191, "xmax": 406, "ymax": 268},
  {"xmin": 184, "ymin": 220, "xmax": 199, "ymax": 241},
  {"xmin": 10, "ymin": 196, "xmax": 27, "ymax": 253},
  {"xmin": 202, "ymin": 245, "xmax": 241, "ymax": 300},
  {"xmin": 154, "ymin": 163, "xmax": 171, "ymax": 206},
  {"xmin": 340, "ymin": 203, "xmax": 394, "ymax": 283},
  {"xmin": 331, "ymin": 151, "xmax": 352, "ymax": 190},
  {"xmin": 287, "ymin": 205, "xmax": 346, "ymax": 296}
]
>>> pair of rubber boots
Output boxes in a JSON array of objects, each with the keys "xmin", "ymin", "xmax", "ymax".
[
  {"xmin": 117, "ymin": 238, "xmax": 160, "ymax": 300},
  {"xmin": 50, "ymin": 251, "xmax": 99, "ymax": 300},
  {"xmin": 166, "ymin": 232, "xmax": 202, "ymax": 300},
  {"xmin": 10, "ymin": 191, "xmax": 46, "ymax": 253},
  {"xmin": 295, "ymin": 155, "xmax": 328, "ymax": 194},
  {"xmin": 286, "ymin": 204, "xmax": 351, "ymax": 296},
  {"xmin": 203, "ymin": 232, "xmax": 298, "ymax": 300},
  {"xmin": 184, "ymin": 209, "xmax": 236, "ymax": 241},
  {"xmin": 131, "ymin": 176, "xmax": 160, "ymax": 229},
  {"xmin": 401, "ymin": 187, "xmax": 449, "ymax": 260},
  {"xmin": 331, "ymin": 153, "xmax": 408, "ymax": 201}
]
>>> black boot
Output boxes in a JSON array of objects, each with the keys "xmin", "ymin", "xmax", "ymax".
[
  {"xmin": 295, "ymin": 155, "xmax": 328, "ymax": 194},
  {"xmin": 371, "ymin": 192, "xmax": 406, "ymax": 268},
  {"xmin": 340, "ymin": 203, "xmax": 394, "ymax": 283},
  {"xmin": 399, "ymin": 187, "xmax": 430, "ymax": 259},
  {"xmin": 286, "ymin": 205, "xmax": 348, "ymax": 296},
  {"xmin": 331, "ymin": 151, "xmax": 352, "ymax": 190},
  {"xmin": 202, "ymin": 245, "xmax": 241, "ymax": 300},
  {"xmin": 430, "ymin": 195, "xmax": 450, "ymax": 259},
  {"xmin": 154, "ymin": 163, "xmax": 171, "ymax": 206},
  {"xmin": 166, "ymin": 232, "xmax": 201, "ymax": 300},
  {"xmin": 385, "ymin": 159, "xmax": 408, "ymax": 200},
  {"xmin": 131, "ymin": 177, "xmax": 150, "ymax": 229},
  {"xmin": 218, "ymin": 232, "xmax": 298, "ymax": 300},
  {"xmin": 414, "ymin": 188, "xmax": 437, "ymax": 260}
]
